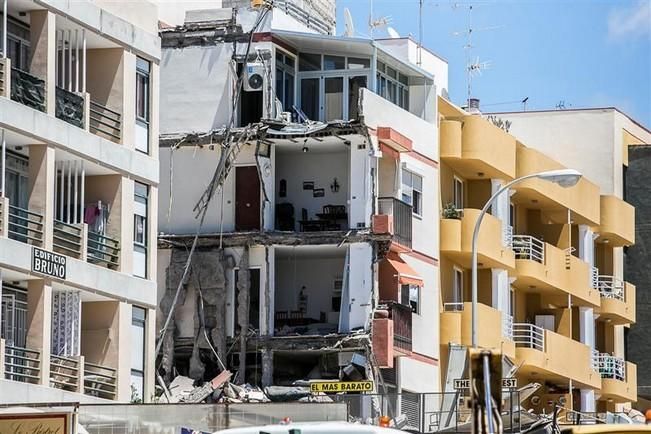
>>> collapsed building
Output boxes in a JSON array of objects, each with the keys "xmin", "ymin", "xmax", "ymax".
[{"xmin": 155, "ymin": 0, "xmax": 447, "ymax": 405}]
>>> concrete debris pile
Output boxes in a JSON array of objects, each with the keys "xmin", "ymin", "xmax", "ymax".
[{"xmin": 161, "ymin": 370, "xmax": 270, "ymax": 404}]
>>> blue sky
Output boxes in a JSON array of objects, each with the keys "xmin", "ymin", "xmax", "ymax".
[{"xmin": 335, "ymin": 0, "xmax": 651, "ymax": 126}]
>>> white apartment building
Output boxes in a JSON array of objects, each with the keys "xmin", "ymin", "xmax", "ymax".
[
  {"xmin": 156, "ymin": 1, "xmax": 447, "ymax": 422},
  {"xmin": 0, "ymin": 0, "xmax": 160, "ymax": 403}
]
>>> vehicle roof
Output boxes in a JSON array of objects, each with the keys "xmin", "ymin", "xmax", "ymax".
[
  {"xmin": 561, "ymin": 424, "xmax": 651, "ymax": 434},
  {"xmin": 214, "ymin": 422, "xmax": 406, "ymax": 434}
]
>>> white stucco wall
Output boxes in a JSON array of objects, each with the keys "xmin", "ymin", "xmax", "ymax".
[{"xmin": 399, "ymin": 356, "xmax": 440, "ymax": 394}]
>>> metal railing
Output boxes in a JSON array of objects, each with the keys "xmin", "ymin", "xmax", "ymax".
[
  {"xmin": 0, "ymin": 58, "xmax": 6, "ymax": 95},
  {"xmin": 512, "ymin": 323, "xmax": 545, "ymax": 351},
  {"xmin": 55, "ymin": 86, "xmax": 84, "ymax": 128},
  {"xmin": 8, "ymin": 205, "xmax": 44, "ymax": 246},
  {"xmin": 594, "ymin": 353, "xmax": 625, "ymax": 381},
  {"xmin": 590, "ymin": 266, "xmax": 599, "ymax": 289},
  {"xmin": 591, "ymin": 349, "xmax": 600, "ymax": 372},
  {"xmin": 502, "ymin": 224, "xmax": 513, "ymax": 248},
  {"xmin": 512, "ymin": 235, "xmax": 545, "ymax": 263},
  {"xmin": 4, "ymin": 346, "xmax": 41, "ymax": 384},
  {"xmin": 53, "ymin": 220, "xmax": 83, "ymax": 258},
  {"xmin": 382, "ymin": 301, "xmax": 412, "ymax": 352},
  {"xmin": 84, "ymin": 361, "xmax": 117, "ymax": 400},
  {"xmin": 87, "ymin": 231, "xmax": 120, "ymax": 269},
  {"xmin": 378, "ymin": 197, "xmax": 413, "ymax": 248},
  {"xmin": 11, "ymin": 67, "xmax": 46, "ymax": 112},
  {"xmin": 502, "ymin": 313, "xmax": 514, "ymax": 340},
  {"xmin": 89, "ymin": 100, "xmax": 122, "ymax": 143},
  {"xmin": 50, "ymin": 354, "xmax": 80, "ymax": 392},
  {"xmin": 443, "ymin": 302, "xmax": 464, "ymax": 312},
  {"xmin": 597, "ymin": 275, "xmax": 625, "ymax": 301}
]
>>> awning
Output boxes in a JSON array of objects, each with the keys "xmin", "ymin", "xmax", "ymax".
[{"xmin": 386, "ymin": 253, "xmax": 423, "ymax": 286}]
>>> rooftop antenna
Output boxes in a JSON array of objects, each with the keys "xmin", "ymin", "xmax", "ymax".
[
  {"xmin": 522, "ymin": 97, "xmax": 529, "ymax": 111},
  {"xmin": 387, "ymin": 27, "xmax": 401, "ymax": 38},
  {"xmin": 417, "ymin": 0, "xmax": 423, "ymax": 66},
  {"xmin": 368, "ymin": 0, "xmax": 392, "ymax": 38},
  {"xmin": 343, "ymin": 8, "xmax": 355, "ymax": 37}
]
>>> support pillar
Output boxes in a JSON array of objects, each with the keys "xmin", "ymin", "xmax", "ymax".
[
  {"xmin": 28, "ymin": 10, "xmax": 56, "ymax": 115},
  {"xmin": 28, "ymin": 146, "xmax": 55, "ymax": 249},
  {"xmin": 26, "ymin": 279, "xmax": 52, "ymax": 386},
  {"xmin": 144, "ymin": 307, "xmax": 156, "ymax": 403},
  {"xmin": 261, "ymin": 348, "xmax": 273, "ymax": 387},
  {"xmin": 116, "ymin": 301, "xmax": 132, "ymax": 402}
]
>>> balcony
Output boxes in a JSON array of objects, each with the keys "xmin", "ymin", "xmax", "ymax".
[
  {"xmin": 372, "ymin": 301, "xmax": 413, "ymax": 368},
  {"xmin": 440, "ymin": 302, "xmax": 515, "ymax": 358},
  {"xmin": 0, "ymin": 58, "xmax": 7, "ymax": 97},
  {"xmin": 376, "ymin": 197, "xmax": 413, "ymax": 249},
  {"xmin": 512, "ymin": 235, "xmax": 600, "ymax": 307},
  {"xmin": 440, "ymin": 115, "xmax": 517, "ymax": 180},
  {"xmin": 11, "ymin": 67, "xmax": 46, "ymax": 113},
  {"xmin": 440, "ymin": 209, "xmax": 515, "ymax": 270},
  {"xmin": 0, "ymin": 198, "xmax": 45, "ymax": 247},
  {"xmin": 514, "ymin": 146, "xmax": 600, "ymax": 226},
  {"xmin": 87, "ymin": 232, "xmax": 121, "ymax": 270},
  {"xmin": 84, "ymin": 361, "xmax": 118, "ymax": 400},
  {"xmin": 89, "ymin": 100, "xmax": 122, "ymax": 143},
  {"xmin": 596, "ymin": 277, "xmax": 635, "ymax": 325},
  {"xmin": 2, "ymin": 344, "xmax": 41, "ymax": 385},
  {"xmin": 593, "ymin": 353, "xmax": 636, "ymax": 403},
  {"xmin": 53, "ymin": 220, "xmax": 84, "ymax": 259},
  {"xmin": 55, "ymin": 87, "xmax": 85, "ymax": 128},
  {"xmin": 598, "ymin": 195, "xmax": 635, "ymax": 247},
  {"xmin": 387, "ymin": 301, "xmax": 412, "ymax": 354},
  {"xmin": 513, "ymin": 324, "xmax": 600, "ymax": 388}
]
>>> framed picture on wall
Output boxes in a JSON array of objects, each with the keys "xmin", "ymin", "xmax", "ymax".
[
  {"xmin": 303, "ymin": 181, "xmax": 314, "ymax": 190},
  {"xmin": 313, "ymin": 188, "xmax": 325, "ymax": 198}
]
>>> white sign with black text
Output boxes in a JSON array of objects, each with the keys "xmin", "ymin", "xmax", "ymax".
[
  {"xmin": 32, "ymin": 247, "xmax": 67, "ymax": 279},
  {"xmin": 453, "ymin": 378, "xmax": 518, "ymax": 390}
]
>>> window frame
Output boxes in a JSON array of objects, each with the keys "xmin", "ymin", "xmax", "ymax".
[
  {"xmin": 130, "ymin": 306, "xmax": 146, "ymax": 402},
  {"xmin": 453, "ymin": 176, "xmax": 464, "ymax": 211},
  {"xmin": 401, "ymin": 283, "xmax": 421, "ymax": 315},
  {"xmin": 376, "ymin": 61, "xmax": 410, "ymax": 111},
  {"xmin": 133, "ymin": 182, "xmax": 149, "ymax": 278},
  {"xmin": 453, "ymin": 266, "xmax": 464, "ymax": 305},
  {"xmin": 135, "ymin": 57, "xmax": 151, "ymax": 124},
  {"xmin": 274, "ymin": 47, "xmax": 297, "ymax": 116},
  {"xmin": 402, "ymin": 169, "xmax": 423, "ymax": 217}
]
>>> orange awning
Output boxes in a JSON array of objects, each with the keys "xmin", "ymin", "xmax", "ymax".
[{"xmin": 385, "ymin": 253, "xmax": 423, "ymax": 286}]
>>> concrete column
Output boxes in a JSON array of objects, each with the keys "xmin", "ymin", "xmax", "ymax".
[
  {"xmin": 0, "ymin": 338, "xmax": 5, "ymax": 379},
  {"xmin": 261, "ymin": 348, "xmax": 273, "ymax": 387},
  {"xmin": 121, "ymin": 51, "xmax": 136, "ymax": 150},
  {"xmin": 148, "ymin": 61, "xmax": 160, "ymax": 160},
  {"xmin": 491, "ymin": 268, "xmax": 510, "ymax": 314},
  {"xmin": 76, "ymin": 354, "xmax": 85, "ymax": 393},
  {"xmin": 28, "ymin": 10, "xmax": 56, "ymax": 115},
  {"xmin": 26, "ymin": 279, "xmax": 52, "ymax": 386},
  {"xmin": 144, "ymin": 307, "xmax": 156, "ymax": 403},
  {"xmin": 119, "ymin": 177, "xmax": 134, "ymax": 274},
  {"xmin": 116, "ymin": 301, "xmax": 132, "ymax": 402},
  {"xmin": 490, "ymin": 179, "xmax": 510, "ymax": 246},
  {"xmin": 346, "ymin": 243, "xmax": 373, "ymax": 331},
  {"xmin": 146, "ymin": 186, "xmax": 158, "ymax": 280},
  {"xmin": 28, "ymin": 145, "xmax": 55, "ymax": 249},
  {"xmin": 580, "ymin": 389, "xmax": 596, "ymax": 413},
  {"xmin": 578, "ymin": 225, "xmax": 595, "ymax": 266}
]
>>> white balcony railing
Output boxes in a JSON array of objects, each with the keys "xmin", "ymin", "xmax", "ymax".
[
  {"xmin": 591, "ymin": 349, "xmax": 600, "ymax": 372},
  {"xmin": 512, "ymin": 235, "xmax": 545, "ymax": 264},
  {"xmin": 502, "ymin": 313, "xmax": 514, "ymax": 340},
  {"xmin": 597, "ymin": 276, "xmax": 625, "ymax": 301},
  {"xmin": 590, "ymin": 266, "xmax": 599, "ymax": 289},
  {"xmin": 512, "ymin": 323, "xmax": 545, "ymax": 351},
  {"xmin": 594, "ymin": 353, "xmax": 625, "ymax": 381},
  {"xmin": 502, "ymin": 224, "xmax": 514, "ymax": 248}
]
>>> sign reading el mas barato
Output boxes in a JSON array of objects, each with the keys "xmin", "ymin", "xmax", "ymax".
[
  {"xmin": 453, "ymin": 378, "xmax": 517, "ymax": 390},
  {"xmin": 32, "ymin": 247, "xmax": 67, "ymax": 279},
  {"xmin": 310, "ymin": 380, "xmax": 374, "ymax": 393}
]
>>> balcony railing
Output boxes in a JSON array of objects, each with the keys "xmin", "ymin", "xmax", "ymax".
[
  {"xmin": 11, "ymin": 68, "xmax": 46, "ymax": 112},
  {"xmin": 87, "ymin": 231, "xmax": 120, "ymax": 269},
  {"xmin": 597, "ymin": 276, "xmax": 625, "ymax": 301},
  {"xmin": 502, "ymin": 313, "xmax": 514, "ymax": 340},
  {"xmin": 378, "ymin": 197, "xmax": 412, "ymax": 248},
  {"xmin": 443, "ymin": 302, "xmax": 464, "ymax": 312},
  {"xmin": 590, "ymin": 267, "xmax": 599, "ymax": 289},
  {"xmin": 384, "ymin": 301, "xmax": 412, "ymax": 352},
  {"xmin": 0, "ymin": 58, "xmax": 6, "ymax": 96},
  {"xmin": 512, "ymin": 323, "xmax": 545, "ymax": 351},
  {"xmin": 502, "ymin": 224, "xmax": 513, "ymax": 248},
  {"xmin": 89, "ymin": 100, "xmax": 122, "ymax": 143},
  {"xmin": 53, "ymin": 220, "xmax": 83, "ymax": 258},
  {"xmin": 55, "ymin": 86, "xmax": 84, "ymax": 128},
  {"xmin": 8, "ymin": 204, "xmax": 44, "ymax": 246},
  {"xmin": 84, "ymin": 361, "xmax": 117, "ymax": 400},
  {"xmin": 4, "ymin": 346, "xmax": 41, "ymax": 384},
  {"xmin": 512, "ymin": 235, "xmax": 545, "ymax": 263},
  {"xmin": 593, "ymin": 353, "xmax": 625, "ymax": 381},
  {"xmin": 50, "ymin": 354, "xmax": 80, "ymax": 392}
]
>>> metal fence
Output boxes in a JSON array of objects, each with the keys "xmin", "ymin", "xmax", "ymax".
[
  {"xmin": 378, "ymin": 196, "xmax": 413, "ymax": 248},
  {"xmin": 512, "ymin": 235, "xmax": 545, "ymax": 263},
  {"xmin": 512, "ymin": 323, "xmax": 545, "ymax": 351},
  {"xmin": 597, "ymin": 275, "xmax": 625, "ymax": 301}
]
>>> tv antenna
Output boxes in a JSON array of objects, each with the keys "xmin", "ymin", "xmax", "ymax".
[
  {"xmin": 556, "ymin": 100, "xmax": 571, "ymax": 110},
  {"xmin": 343, "ymin": 8, "xmax": 355, "ymax": 37}
]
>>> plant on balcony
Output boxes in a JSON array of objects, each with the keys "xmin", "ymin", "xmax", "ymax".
[{"xmin": 442, "ymin": 203, "xmax": 462, "ymax": 219}]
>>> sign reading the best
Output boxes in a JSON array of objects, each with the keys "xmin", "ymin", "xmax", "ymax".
[{"xmin": 310, "ymin": 381, "xmax": 374, "ymax": 393}]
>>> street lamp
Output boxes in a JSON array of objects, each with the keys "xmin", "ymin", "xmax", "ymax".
[{"xmin": 471, "ymin": 169, "xmax": 582, "ymax": 348}]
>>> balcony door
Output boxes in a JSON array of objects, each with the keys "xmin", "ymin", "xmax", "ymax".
[
  {"xmin": 298, "ymin": 73, "xmax": 370, "ymax": 122},
  {"xmin": 1, "ymin": 286, "xmax": 28, "ymax": 348}
]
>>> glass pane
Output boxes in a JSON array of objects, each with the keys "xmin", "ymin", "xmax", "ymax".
[
  {"xmin": 136, "ymin": 57, "xmax": 150, "ymax": 73},
  {"xmin": 275, "ymin": 67, "xmax": 284, "ymax": 105},
  {"xmin": 413, "ymin": 173, "xmax": 423, "ymax": 191},
  {"xmin": 300, "ymin": 78, "xmax": 320, "ymax": 121},
  {"xmin": 324, "ymin": 77, "xmax": 343, "ymax": 121},
  {"xmin": 131, "ymin": 322, "xmax": 145, "ymax": 371},
  {"xmin": 284, "ymin": 73, "xmax": 294, "ymax": 112},
  {"xmin": 377, "ymin": 61, "xmax": 386, "ymax": 73},
  {"xmin": 388, "ymin": 81, "xmax": 397, "ymax": 104},
  {"xmin": 134, "ymin": 181, "xmax": 149, "ymax": 199},
  {"xmin": 324, "ymin": 55, "xmax": 345, "ymax": 70},
  {"xmin": 386, "ymin": 66, "xmax": 397, "ymax": 79},
  {"xmin": 299, "ymin": 53, "xmax": 321, "ymax": 71},
  {"xmin": 285, "ymin": 55, "xmax": 295, "ymax": 68},
  {"xmin": 402, "ymin": 170, "xmax": 412, "ymax": 188},
  {"xmin": 399, "ymin": 73, "xmax": 409, "ymax": 86},
  {"xmin": 348, "ymin": 57, "xmax": 370, "ymax": 69},
  {"xmin": 402, "ymin": 88, "xmax": 409, "ymax": 110},
  {"xmin": 348, "ymin": 75, "xmax": 367, "ymax": 120},
  {"xmin": 401, "ymin": 285, "xmax": 410, "ymax": 306}
]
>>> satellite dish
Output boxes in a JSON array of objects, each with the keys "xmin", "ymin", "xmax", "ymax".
[
  {"xmin": 387, "ymin": 26, "xmax": 400, "ymax": 38},
  {"xmin": 344, "ymin": 8, "xmax": 355, "ymax": 37}
]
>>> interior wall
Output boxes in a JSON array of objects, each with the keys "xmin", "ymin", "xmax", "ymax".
[
  {"xmin": 81, "ymin": 300, "xmax": 119, "ymax": 368},
  {"xmin": 86, "ymin": 48, "xmax": 124, "ymax": 112},
  {"xmin": 275, "ymin": 150, "xmax": 349, "ymax": 230},
  {"xmin": 466, "ymin": 179, "xmax": 491, "ymax": 210},
  {"xmin": 378, "ymin": 156, "xmax": 398, "ymax": 197},
  {"xmin": 274, "ymin": 252, "xmax": 345, "ymax": 322},
  {"xmin": 84, "ymin": 175, "xmax": 122, "ymax": 240}
]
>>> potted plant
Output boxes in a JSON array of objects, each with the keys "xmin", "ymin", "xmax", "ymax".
[{"xmin": 442, "ymin": 203, "xmax": 462, "ymax": 219}]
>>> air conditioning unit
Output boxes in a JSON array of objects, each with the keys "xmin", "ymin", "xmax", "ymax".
[{"xmin": 243, "ymin": 62, "xmax": 264, "ymax": 91}]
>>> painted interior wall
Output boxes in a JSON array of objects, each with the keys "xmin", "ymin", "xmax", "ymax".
[
  {"xmin": 274, "ymin": 253, "xmax": 345, "ymax": 322},
  {"xmin": 80, "ymin": 300, "xmax": 120, "ymax": 368},
  {"xmin": 275, "ymin": 150, "xmax": 349, "ymax": 229},
  {"xmin": 85, "ymin": 48, "xmax": 124, "ymax": 116},
  {"xmin": 84, "ymin": 175, "xmax": 122, "ymax": 244}
]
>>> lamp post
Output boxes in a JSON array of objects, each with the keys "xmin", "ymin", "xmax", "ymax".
[{"xmin": 471, "ymin": 169, "xmax": 582, "ymax": 348}]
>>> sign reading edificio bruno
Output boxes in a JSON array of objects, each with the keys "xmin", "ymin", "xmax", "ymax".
[
  {"xmin": 0, "ymin": 413, "xmax": 68, "ymax": 434},
  {"xmin": 310, "ymin": 381, "xmax": 374, "ymax": 393},
  {"xmin": 32, "ymin": 247, "xmax": 67, "ymax": 279}
]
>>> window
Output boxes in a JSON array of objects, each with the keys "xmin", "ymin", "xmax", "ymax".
[
  {"xmin": 299, "ymin": 53, "xmax": 321, "ymax": 71},
  {"xmin": 135, "ymin": 57, "xmax": 151, "ymax": 153},
  {"xmin": 275, "ymin": 51, "xmax": 295, "ymax": 114},
  {"xmin": 133, "ymin": 182, "xmax": 148, "ymax": 278},
  {"xmin": 324, "ymin": 55, "xmax": 345, "ymax": 70},
  {"xmin": 453, "ymin": 176, "xmax": 464, "ymax": 210},
  {"xmin": 376, "ymin": 61, "xmax": 409, "ymax": 110},
  {"xmin": 348, "ymin": 57, "xmax": 370, "ymax": 69},
  {"xmin": 130, "ymin": 306, "xmax": 146, "ymax": 402},
  {"xmin": 453, "ymin": 267, "xmax": 463, "ymax": 305},
  {"xmin": 401, "ymin": 284, "xmax": 420, "ymax": 314},
  {"xmin": 402, "ymin": 169, "xmax": 423, "ymax": 216}
]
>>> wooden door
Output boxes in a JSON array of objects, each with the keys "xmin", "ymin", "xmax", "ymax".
[{"xmin": 235, "ymin": 166, "xmax": 260, "ymax": 231}]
